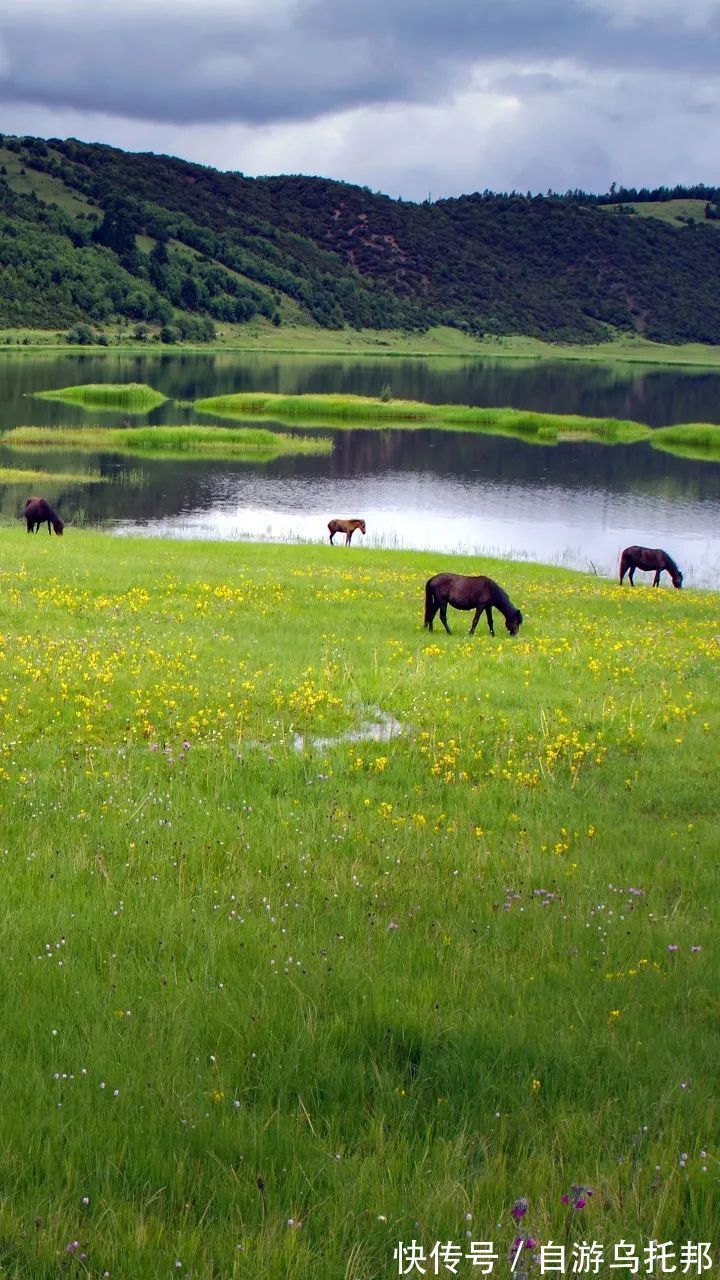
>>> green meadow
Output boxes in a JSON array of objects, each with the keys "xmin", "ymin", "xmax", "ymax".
[
  {"xmin": 9, "ymin": 323, "xmax": 720, "ymax": 370},
  {"xmin": 0, "ymin": 532, "xmax": 717, "ymax": 1278},
  {"xmin": 601, "ymin": 199, "xmax": 717, "ymax": 229},
  {"xmin": 2, "ymin": 425, "xmax": 331, "ymax": 461}
]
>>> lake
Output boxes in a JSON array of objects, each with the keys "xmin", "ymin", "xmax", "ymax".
[{"xmin": 1, "ymin": 350, "xmax": 719, "ymax": 585}]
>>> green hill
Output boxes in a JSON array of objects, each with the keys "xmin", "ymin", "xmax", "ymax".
[{"xmin": 2, "ymin": 132, "xmax": 720, "ymax": 344}]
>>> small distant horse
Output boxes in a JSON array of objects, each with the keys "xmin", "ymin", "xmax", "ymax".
[
  {"xmin": 328, "ymin": 517, "xmax": 366, "ymax": 546},
  {"xmin": 619, "ymin": 546, "xmax": 682, "ymax": 588},
  {"xmin": 24, "ymin": 496, "xmax": 64, "ymax": 536},
  {"xmin": 424, "ymin": 573, "xmax": 523, "ymax": 637}
]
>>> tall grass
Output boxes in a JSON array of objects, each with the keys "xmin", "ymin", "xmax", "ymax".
[
  {"xmin": 194, "ymin": 391, "xmax": 652, "ymax": 443},
  {"xmin": 0, "ymin": 464, "xmax": 106, "ymax": 484},
  {"xmin": 2, "ymin": 424, "xmax": 332, "ymax": 459},
  {"xmin": 650, "ymin": 422, "xmax": 720, "ymax": 458},
  {"xmin": 34, "ymin": 382, "xmax": 168, "ymax": 412},
  {"xmin": 0, "ymin": 533, "xmax": 717, "ymax": 1276}
]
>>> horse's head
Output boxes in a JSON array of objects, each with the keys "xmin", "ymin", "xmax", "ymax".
[
  {"xmin": 359, "ymin": 520, "xmax": 366, "ymax": 535},
  {"xmin": 54, "ymin": 520, "xmax": 64, "ymax": 536},
  {"xmin": 505, "ymin": 609, "xmax": 523, "ymax": 636},
  {"xmin": 672, "ymin": 570, "xmax": 683, "ymax": 589}
]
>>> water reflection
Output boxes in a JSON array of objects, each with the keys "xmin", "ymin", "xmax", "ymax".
[
  {"xmin": 291, "ymin": 709, "xmax": 404, "ymax": 754},
  {"xmin": 4, "ymin": 348, "xmax": 720, "ymax": 427},
  {"xmin": 1, "ymin": 354, "xmax": 719, "ymax": 587},
  {"xmin": 109, "ymin": 452, "xmax": 719, "ymax": 586}
]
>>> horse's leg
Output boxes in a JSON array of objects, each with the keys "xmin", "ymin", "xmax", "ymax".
[
  {"xmin": 485, "ymin": 605, "xmax": 495, "ymax": 636},
  {"xmin": 653, "ymin": 570, "xmax": 660, "ymax": 586},
  {"xmin": 346, "ymin": 530, "xmax": 353, "ymax": 545},
  {"xmin": 329, "ymin": 531, "xmax": 335, "ymax": 544},
  {"xmin": 47, "ymin": 521, "xmax": 52, "ymax": 534},
  {"xmin": 628, "ymin": 567, "xmax": 635, "ymax": 586},
  {"xmin": 439, "ymin": 603, "xmax": 451, "ymax": 634},
  {"xmin": 469, "ymin": 607, "xmax": 481, "ymax": 635}
]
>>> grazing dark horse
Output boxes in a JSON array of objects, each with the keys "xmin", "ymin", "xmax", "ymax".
[
  {"xmin": 424, "ymin": 573, "xmax": 523, "ymax": 637},
  {"xmin": 619, "ymin": 546, "xmax": 682, "ymax": 588},
  {"xmin": 328, "ymin": 517, "xmax": 366, "ymax": 546},
  {"xmin": 24, "ymin": 496, "xmax": 64, "ymax": 536}
]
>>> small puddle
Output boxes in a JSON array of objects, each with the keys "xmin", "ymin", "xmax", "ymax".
[{"xmin": 292, "ymin": 708, "xmax": 404, "ymax": 753}]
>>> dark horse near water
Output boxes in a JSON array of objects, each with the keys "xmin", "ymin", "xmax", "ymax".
[
  {"xmin": 24, "ymin": 496, "xmax": 64, "ymax": 536},
  {"xmin": 328, "ymin": 517, "xmax": 366, "ymax": 545},
  {"xmin": 424, "ymin": 573, "xmax": 523, "ymax": 637},
  {"xmin": 619, "ymin": 545, "xmax": 682, "ymax": 588}
]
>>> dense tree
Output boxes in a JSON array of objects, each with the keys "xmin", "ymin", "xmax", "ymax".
[
  {"xmin": 2, "ymin": 133, "xmax": 720, "ymax": 342},
  {"xmin": 91, "ymin": 201, "xmax": 137, "ymax": 256}
]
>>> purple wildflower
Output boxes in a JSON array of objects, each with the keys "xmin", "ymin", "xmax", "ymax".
[
  {"xmin": 563, "ymin": 1183, "xmax": 593, "ymax": 1210},
  {"xmin": 511, "ymin": 1197, "xmax": 528, "ymax": 1220}
]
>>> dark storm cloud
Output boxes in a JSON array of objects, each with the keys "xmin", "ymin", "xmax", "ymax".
[{"xmin": 0, "ymin": 0, "xmax": 719, "ymax": 127}]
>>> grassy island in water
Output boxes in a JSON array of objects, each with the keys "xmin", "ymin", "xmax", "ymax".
[
  {"xmin": 195, "ymin": 390, "xmax": 720, "ymax": 458},
  {"xmin": 33, "ymin": 382, "xmax": 168, "ymax": 413},
  {"xmin": 14, "ymin": 383, "xmax": 720, "ymax": 461},
  {"xmin": 3, "ymin": 424, "xmax": 331, "ymax": 460}
]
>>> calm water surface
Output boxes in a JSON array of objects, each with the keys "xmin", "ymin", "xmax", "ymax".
[{"xmin": 1, "ymin": 351, "xmax": 719, "ymax": 586}]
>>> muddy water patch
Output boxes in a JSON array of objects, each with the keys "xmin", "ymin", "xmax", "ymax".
[{"xmin": 292, "ymin": 708, "xmax": 405, "ymax": 753}]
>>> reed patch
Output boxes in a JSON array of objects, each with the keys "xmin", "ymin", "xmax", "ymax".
[
  {"xmin": 34, "ymin": 382, "xmax": 168, "ymax": 413},
  {"xmin": 2, "ymin": 423, "xmax": 332, "ymax": 459},
  {"xmin": 193, "ymin": 390, "xmax": 652, "ymax": 444},
  {"xmin": 0, "ymin": 464, "xmax": 107, "ymax": 484},
  {"xmin": 651, "ymin": 422, "xmax": 720, "ymax": 459}
]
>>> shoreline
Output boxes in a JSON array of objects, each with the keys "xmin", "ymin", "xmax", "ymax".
[
  {"xmin": 5, "ymin": 521, "xmax": 715, "ymax": 591},
  {"xmin": 3, "ymin": 324, "xmax": 720, "ymax": 368}
]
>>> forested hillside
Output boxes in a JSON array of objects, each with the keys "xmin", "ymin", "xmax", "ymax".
[{"xmin": 2, "ymin": 132, "xmax": 720, "ymax": 344}]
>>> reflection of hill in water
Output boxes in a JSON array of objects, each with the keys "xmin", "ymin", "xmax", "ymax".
[{"xmin": 4, "ymin": 350, "xmax": 720, "ymax": 428}]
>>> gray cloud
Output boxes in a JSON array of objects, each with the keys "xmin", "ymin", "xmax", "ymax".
[
  {"xmin": 1, "ymin": 0, "xmax": 719, "ymax": 198},
  {"xmin": 1, "ymin": 0, "xmax": 719, "ymax": 126}
]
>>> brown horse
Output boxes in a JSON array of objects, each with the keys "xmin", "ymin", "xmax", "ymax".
[
  {"xmin": 328, "ymin": 518, "xmax": 366, "ymax": 545},
  {"xmin": 424, "ymin": 573, "xmax": 523, "ymax": 636},
  {"xmin": 24, "ymin": 497, "xmax": 64, "ymax": 536},
  {"xmin": 619, "ymin": 546, "xmax": 682, "ymax": 588}
]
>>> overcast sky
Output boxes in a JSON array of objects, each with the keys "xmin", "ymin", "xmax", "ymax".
[{"xmin": 1, "ymin": 0, "xmax": 719, "ymax": 201}]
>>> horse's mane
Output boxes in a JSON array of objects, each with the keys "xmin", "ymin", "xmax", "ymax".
[
  {"xmin": 663, "ymin": 551, "xmax": 681, "ymax": 576},
  {"xmin": 490, "ymin": 579, "xmax": 518, "ymax": 618}
]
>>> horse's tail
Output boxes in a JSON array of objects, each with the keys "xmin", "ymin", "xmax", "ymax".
[
  {"xmin": 424, "ymin": 579, "xmax": 435, "ymax": 627},
  {"xmin": 618, "ymin": 549, "xmax": 629, "ymax": 582}
]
